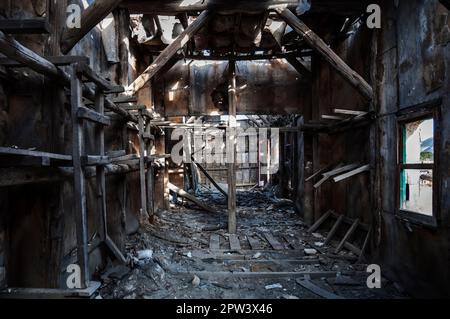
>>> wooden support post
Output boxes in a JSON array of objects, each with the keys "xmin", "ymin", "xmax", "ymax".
[
  {"xmin": 335, "ymin": 218, "xmax": 359, "ymax": 253},
  {"xmin": 61, "ymin": 0, "xmax": 124, "ymax": 54},
  {"xmin": 71, "ymin": 65, "xmax": 90, "ymax": 289},
  {"xmin": 126, "ymin": 10, "xmax": 213, "ymax": 95},
  {"xmin": 145, "ymin": 123, "xmax": 155, "ymax": 222},
  {"xmin": 227, "ymin": 60, "xmax": 237, "ymax": 234},
  {"xmin": 275, "ymin": 8, "xmax": 373, "ymax": 100},
  {"xmin": 138, "ymin": 110, "xmax": 149, "ymax": 222}
]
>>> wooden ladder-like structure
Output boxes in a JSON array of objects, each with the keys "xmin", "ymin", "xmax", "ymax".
[{"xmin": 71, "ymin": 62, "xmax": 127, "ymax": 288}]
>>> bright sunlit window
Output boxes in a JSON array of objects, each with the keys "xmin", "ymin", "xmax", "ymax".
[{"xmin": 399, "ymin": 117, "xmax": 434, "ymax": 218}]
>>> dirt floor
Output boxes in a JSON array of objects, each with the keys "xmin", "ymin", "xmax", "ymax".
[{"xmin": 97, "ymin": 189, "xmax": 408, "ymax": 299}]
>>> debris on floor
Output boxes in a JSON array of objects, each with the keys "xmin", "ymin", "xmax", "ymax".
[{"xmin": 97, "ymin": 189, "xmax": 407, "ymax": 299}]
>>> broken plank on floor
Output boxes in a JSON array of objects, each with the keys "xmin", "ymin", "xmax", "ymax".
[
  {"xmin": 229, "ymin": 234, "xmax": 241, "ymax": 251},
  {"xmin": 247, "ymin": 236, "xmax": 263, "ymax": 250},
  {"xmin": 283, "ymin": 235, "xmax": 304, "ymax": 250},
  {"xmin": 209, "ymin": 234, "xmax": 220, "ymax": 250},
  {"xmin": 296, "ymin": 276, "xmax": 344, "ymax": 299},
  {"xmin": 263, "ymin": 233, "xmax": 284, "ymax": 250}
]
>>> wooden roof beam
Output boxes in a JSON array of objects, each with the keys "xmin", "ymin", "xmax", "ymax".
[
  {"xmin": 275, "ymin": 7, "xmax": 373, "ymax": 100},
  {"xmin": 61, "ymin": 0, "xmax": 124, "ymax": 54},
  {"xmin": 126, "ymin": 9, "xmax": 213, "ymax": 95}
]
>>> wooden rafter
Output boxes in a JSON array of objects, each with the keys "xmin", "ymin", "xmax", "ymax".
[
  {"xmin": 61, "ymin": 0, "xmax": 124, "ymax": 54},
  {"xmin": 275, "ymin": 8, "xmax": 373, "ymax": 100},
  {"xmin": 126, "ymin": 10, "xmax": 213, "ymax": 95}
]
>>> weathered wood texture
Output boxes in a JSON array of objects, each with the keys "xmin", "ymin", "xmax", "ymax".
[
  {"xmin": 276, "ymin": 8, "xmax": 373, "ymax": 100},
  {"xmin": 227, "ymin": 60, "xmax": 237, "ymax": 234},
  {"xmin": 61, "ymin": 0, "xmax": 124, "ymax": 54},
  {"xmin": 126, "ymin": 10, "xmax": 213, "ymax": 95}
]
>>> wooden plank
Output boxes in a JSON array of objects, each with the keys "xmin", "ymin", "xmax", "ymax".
[
  {"xmin": 61, "ymin": 0, "xmax": 124, "ymax": 54},
  {"xmin": 0, "ymin": 30, "xmax": 60, "ymax": 77},
  {"xmin": 321, "ymin": 115, "xmax": 345, "ymax": 120},
  {"xmin": 276, "ymin": 8, "xmax": 373, "ymax": 100},
  {"xmin": 105, "ymin": 235, "xmax": 127, "ymax": 263},
  {"xmin": 0, "ymin": 18, "xmax": 51, "ymax": 34},
  {"xmin": 229, "ymin": 234, "xmax": 241, "ymax": 251},
  {"xmin": 112, "ymin": 96, "xmax": 138, "ymax": 104},
  {"xmin": 0, "ymin": 31, "xmax": 137, "ymax": 122},
  {"xmin": 335, "ymin": 219, "xmax": 360, "ymax": 253},
  {"xmin": 76, "ymin": 63, "xmax": 123, "ymax": 93},
  {"xmin": 305, "ymin": 164, "xmax": 332, "ymax": 182},
  {"xmin": 77, "ymin": 106, "xmax": 111, "ymax": 125},
  {"xmin": 168, "ymin": 182, "xmax": 217, "ymax": 214},
  {"xmin": 283, "ymin": 235, "xmax": 304, "ymax": 250},
  {"xmin": 344, "ymin": 242, "xmax": 362, "ymax": 256},
  {"xmin": 314, "ymin": 164, "xmax": 360, "ymax": 188},
  {"xmin": 324, "ymin": 215, "xmax": 344, "ymax": 245},
  {"xmin": 247, "ymin": 236, "xmax": 263, "ymax": 250},
  {"xmin": 192, "ymin": 158, "xmax": 228, "ymax": 198},
  {"xmin": 333, "ymin": 164, "xmax": 370, "ymax": 183},
  {"xmin": 227, "ymin": 60, "xmax": 237, "ymax": 234},
  {"xmin": 263, "ymin": 233, "xmax": 284, "ymax": 250},
  {"xmin": 0, "ymin": 281, "xmax": 101, "ymax": 299},
  {"xmin": 106, "ymin": 150, "xmax": 126, "ymax": 158},
  {"xmin": 126, "ymin": 9, "xmax": 212, "ymax": 94},
  {"xmin": 0, "ymin": 55, "xmax": 89, "ymax": 67},
  {"xmin": 209, "ymin": 234, "xmax": 220, "ymax": 250},
  {"xmin": 357, "ymin": 228, "xmax": 372, "ymax": 263},
  {"xmin": 71, "ymin": 66, "xmax": 90, "ymax": 289},
  {"xmin": 307, "ymin": 210, "xmax": 332, "ymax": 233},
  {"xmin": 296, "ymin": 276, "xmax": 344, "ymax": 299},
  {"xmin": 138, "ymin": 112, "xmax": 149, "ymax": 220},
  {"xmin": 333, "ymin": 108, "xmax": 367, "ymax": 116},
  {"xmin": 121, "ymin": 104, "xmax": 146, "ymax": 111},
  {"xmin": 0, "ymin": 147, "xmax": 72, "ymax": 161},
  {"xmin": 81, "ymin": 155, "xmax": 110, "ymax": 166},
  {"xmin": 323, "ymin": 164, "xmax": 360, "ymax": 177}
]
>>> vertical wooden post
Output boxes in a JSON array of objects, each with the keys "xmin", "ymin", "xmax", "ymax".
[
  {"xmin": 95, "ymin": 88, "xmax": 107, "ymax": 241},
  {"xmin": 227, "ymin": 60, "xmax": 237, "ymax": 234},
  {"xmin": 138, "ymin": 111, "xmax": 149, "ymax": 222},
  {"xmin": 44, "ymin": 0, "xmax": 67, "ymax": 288},
  {"xmin": 145, "ymin": 123, "xmax": 155, "ymax": 223},
  {"xmin": 70, "ymin": 65, "xmax": 89, "ymax": 288}
]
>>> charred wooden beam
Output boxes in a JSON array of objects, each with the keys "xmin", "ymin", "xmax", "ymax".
[
  {"xmin": 227, "ymin": 60, "xmax": 237, "ymax": 234},
  {"xmin": 61, "ymin": 0, "xmax": 124, "ymax": 54},
  {"xmin": 191, "ymin": 157, "xmax": 228, "ymax": 198},
  {"xmin": 168, "ymin": 182, "xmax": 217, "ymax": 213},
  {"xmin": 0, "ymin": 18, "xmax": 51, "ymax": 34},
  {"xmin": 122, "ymin": 0, "xmax": 368, "ymax": 15},
  {"xmin": 123, "ymin": 0, "xmax": 298, "ymax": 14},
  {"xmin": 275, "ymin": 8, "xmax": 373, "ymax": 100},
  {"xmin": 0, "ymin": 55, "xmax": 89, "ymax": 67},
  {"xmin": 286, "ymin": 56, "xmax": 311, "ymax": 79},
  {"xmin": 126, "ymin": 10, "xmax": 213, "ymax": 95},
  {"xmin": 0, "ymin": 30, "xmax": 137, "ymax": 122}
]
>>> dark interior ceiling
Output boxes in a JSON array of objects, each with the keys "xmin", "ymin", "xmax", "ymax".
[{"xmin": 125, "ymin": 0, "xmax": 371, "ymax": 56}]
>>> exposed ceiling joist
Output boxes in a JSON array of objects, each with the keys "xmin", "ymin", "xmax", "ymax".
[{"xmin": 61, "ymin": 0, "xmax": 124, "ymax": 54}]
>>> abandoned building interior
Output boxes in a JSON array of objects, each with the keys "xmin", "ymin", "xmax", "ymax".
[{"xmin": 0, "ymin": 0, "xmax": 449, "ymax": 299}]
